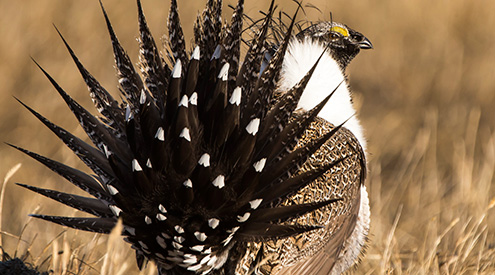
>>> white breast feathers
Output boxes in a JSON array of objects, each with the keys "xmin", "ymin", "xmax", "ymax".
[{"xmin": 279, "ymin": 37, "xmax": 367, "ymax": 151}]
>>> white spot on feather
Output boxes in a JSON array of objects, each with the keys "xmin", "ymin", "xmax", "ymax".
[
  {"xmin": 107, "ymin": 185, "xmax": 119, "ymax": 195},
  {"xmin": 191, "ymin": 245, "xmax": 204, "ymax": 252},
  {"xmin": 229, "ymin": 87, "xmax": 241, "ymax": 106},
  {"xmin": 155, "ymin": 127, "xmax": 165, "ymax": 141},
  {"xmin": 245, "ymin": 118, "xmax": 260, "ymax": 135},
  {"xmin": 159, "ymin": 204, "xmax": 167, "ymax": 213},
  {"xmin": 146, "ymin": 158, "xmax": 152, "ymax": 168},
  {"xmin": 179, "ymin": 95, "xmax": 189, "ymax": 107},
  {"xmin": 218, "ymin": 63, "xmax": 230, "ymax": 81},
  {"xmin": 189, "ymin": 92, "xmax": 198, "ymax": 105},
  {"xmin": 132, "ymin": 159, "xmax": 143, "ymax": 171},
  {"xmin": 237, "ymin": 212, "xmax": 250, "ymax": 223},
  {"xmin": 192, "ymin": 46, "xmax": 200, "ymax": 60},
  {"xmin": 198, "ymin": 153, "xmax": 210, "ymax": 167},
  {"xmin": 208, "ymin": 218, "xmax": 220, "ymax": 229},
  {"xmin": 145, "ymin": 216, "xmax": 152, "ymax": 224},
  {"xmin": 212, "ymin": 175, "xmax": 225, "ymax": 189},
  {"xmin": 172, "ymin": 59, "xmax": 182, "ymax": 78},
  {"xmin": 253, "ymin": 158, "xmax": 266, "ymax": 172},
  {"xmin": 183, "ymin": 179, "xmax": 193, "ymax": 188},
  {"xmin": 175, "ymin": 225, "xmax": 185, "ymax": 234},
  {"xmin": 249, "ymin": 199, "xmax": 263, "ymax": 210},
  {"xmin": 156, "ymin": 213, "xmax": 167, "ymax": 221},
  {"xmin": 140, "ymin": 89, "xmax": 146, "ymax": 104},
  {"xmin": 194, "ymin": 231, "xmax": 207, "ymax": 242},
  {"xmin": 109, "ymin": 205, "xmax": 122, "ymax": 216},
  {"xmin": 180, "ymin": 127, "xmax": 191, "ymax": 141}
]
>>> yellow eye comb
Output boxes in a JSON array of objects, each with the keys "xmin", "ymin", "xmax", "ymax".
[{"xmin": 330, "ymin": 25, "xmax": 349, "ymax": 37}]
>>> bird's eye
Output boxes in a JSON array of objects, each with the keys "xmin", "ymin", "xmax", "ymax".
[
  {"xmin": 330, "ymin": 32, "xmax": 340, "ymax": 39},
  {"xmin": 352, "ymin": 34, "xmax": 363, "ymax": 42}
]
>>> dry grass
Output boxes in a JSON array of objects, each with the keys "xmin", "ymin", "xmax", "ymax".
[{"xmin": 1, "ymin": 0, "xmax": 494, "ymax": 274}]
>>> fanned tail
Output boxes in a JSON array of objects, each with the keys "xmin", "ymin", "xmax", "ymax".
[{"xmin": 14, "ymin": 1, "xmax": 352, "ymax": 274}]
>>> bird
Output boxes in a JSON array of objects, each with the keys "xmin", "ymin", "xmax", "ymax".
[{"xmin": 11, "ymin": 0, "xmax": 372, "ymax": 274}]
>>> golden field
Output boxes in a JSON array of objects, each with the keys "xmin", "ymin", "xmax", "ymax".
[{"xmin": 1, "ymin": 0, "xmax": 494, "ymax": 274}]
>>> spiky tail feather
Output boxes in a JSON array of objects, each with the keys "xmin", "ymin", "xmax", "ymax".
[{"xmin": 14, "ymin": 0, "xmax": 349, "ymax": 273}]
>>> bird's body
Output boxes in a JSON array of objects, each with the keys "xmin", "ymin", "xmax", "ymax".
[{"xmin": 13, "ymin": 0, "xmax": 372, "ymax": 274}]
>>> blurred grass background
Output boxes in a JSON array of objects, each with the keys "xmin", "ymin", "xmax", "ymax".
[{"xmin": 1, "ymin": 0, "xmax": 495, "ymax": 273}]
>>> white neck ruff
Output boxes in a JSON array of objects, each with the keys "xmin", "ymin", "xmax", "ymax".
[{"xmin": 279, "ymin": 38, "xmax": 367, "ymax": 151}]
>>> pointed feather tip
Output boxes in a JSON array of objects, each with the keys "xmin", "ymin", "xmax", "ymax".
[
  {"xmin": 53, "ymin": 24, "xmax": 84, "ymax": 67},
  {"xmin": 30, "ymin": 57, "xmax": 47, "ymax": 75},
  {"xmin": 28, "ymin": 214, "xmax": 44, "ymax": 219},
  {"xmin": 12, "ymin": 95, "xmax": 23, "ymax": 105},
  {"xmin": 99, "ymin": 0, "xmax": 119, "ymax": 42},
  {"xmin": 52, "ymin": 24, "xmax": 69, "ymax": 46},
  {"xmin": 14, "ymin": 182, "xmax": 30, "ymax": 189},
  {"xmin": 13, "ymin": 96, "xmax": 44, "ymax": 118},
  {"xmin": 99, "ymin": 0, "xmax": 107, "ymax": 17},
  {"xmin": 30, "ymin": 56, "xmax": 74, "ymax": 103},
  {"xmin": 136, "ymin": 0, "xmax": 143, "ymax": 14},
  {"xmin": 5, "ymin": 141, "xmax": 22, "ymax": 151}
]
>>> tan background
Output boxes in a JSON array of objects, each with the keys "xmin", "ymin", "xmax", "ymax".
[{"xmin": 0, "ymin": 0, "xmax": 494, "ymax": 273}]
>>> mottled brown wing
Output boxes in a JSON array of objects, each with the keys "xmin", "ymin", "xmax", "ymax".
[
  {"xmin": 255, "ymin": 116, "xmax": 367, "ymax": 274},
  {"xmin": 273, "ymin": 187, "xmax": 361, "ymax": 274}
]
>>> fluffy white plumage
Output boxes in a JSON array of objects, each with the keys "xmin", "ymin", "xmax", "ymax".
[{"xmin": 279, "ymin": 37, "xmax": 367, "ymax": 151}]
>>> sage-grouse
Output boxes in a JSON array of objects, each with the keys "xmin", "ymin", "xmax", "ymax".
[{"xmin": 12, "ymin": 0, "xmax": 372, "ymax": 274}]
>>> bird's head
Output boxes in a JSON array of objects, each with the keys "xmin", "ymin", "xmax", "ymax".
[{"xmin": 296, "ymin": 21, "xmax": 373, "ymax": 70}]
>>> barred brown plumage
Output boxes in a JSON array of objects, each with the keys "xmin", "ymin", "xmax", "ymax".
[{"xmin": 12, "ymin": 0, "xmax": 371, "ymax": 274}]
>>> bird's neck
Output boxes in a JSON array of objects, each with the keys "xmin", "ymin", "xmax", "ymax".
[{"xmin": 279, "ymin": 38, "xmax": 366, "ymax": 151}]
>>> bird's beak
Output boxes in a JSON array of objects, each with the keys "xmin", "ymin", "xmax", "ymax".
[{"xmin": 358, "ymin": 37, "xmax": 373, "ymax": 49}]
